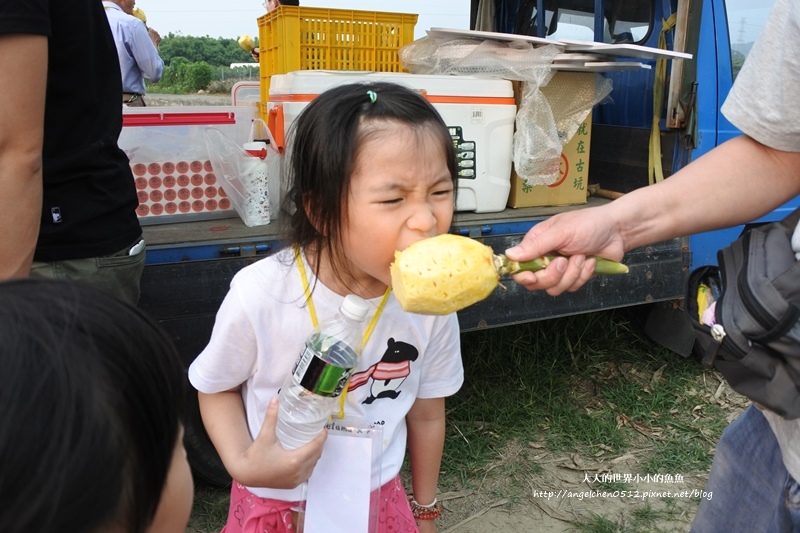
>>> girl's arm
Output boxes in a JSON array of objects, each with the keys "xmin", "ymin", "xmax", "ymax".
[
  {"xmin": 406, "ymin": 397, "xmax": 446, "ymax": 533},
  {"xmin": 198, "ymin": 390, "xmax": 326, "ymax": 488}
]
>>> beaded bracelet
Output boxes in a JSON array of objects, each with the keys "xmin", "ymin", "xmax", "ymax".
[{"xmin": 409, "ymin": 498, "xmax": 444, "ymax": 520}]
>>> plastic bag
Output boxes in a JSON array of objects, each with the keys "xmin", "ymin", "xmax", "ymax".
[
  {"xmin": 204, "ymin": 125, "xmax": 278, "ymax": 227},
  {"xmin": 517, "ymin": 72, "xmax": 612, "ymax": 185},
  {"xmin": 400, "ymin": 35, "xmax": 612, "ymax": 186},
  {"xmin": 400, "ymin": 36, "xmax": 558, "ymax": 80}
]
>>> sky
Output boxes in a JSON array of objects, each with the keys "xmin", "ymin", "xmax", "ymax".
[
  {"xmin": 140, "ymin": 0, "xmax": 471, "ymax": 40},
  {"xmin": 724, "ymin": 0, "xmax": 775, "ymax": 43}
]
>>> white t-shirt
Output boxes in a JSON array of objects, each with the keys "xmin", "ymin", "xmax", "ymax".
[
  {"xmin": 721, "ymin": 0, "xmax": 800, "ymax": 482},
  {"xmin": 189, "ymin": 247, "xmax": 464, "ymax": 500},
  {"xmin": 721, "ymin": 0, "xmax": 800, "ymax": 151}
]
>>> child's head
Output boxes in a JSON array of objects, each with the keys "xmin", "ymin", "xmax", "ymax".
[
  {"xmin": 0, "ymin": 279, "xmax": 192, "ymax": 533},
  {"xmin": 287, "ymin": 81, "xmax": 458, "ymax": 295}
]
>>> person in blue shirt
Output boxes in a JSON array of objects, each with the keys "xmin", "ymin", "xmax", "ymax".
[{"xmin": 103, "ymin": 0, "xmax": 164, "ymax": 106}]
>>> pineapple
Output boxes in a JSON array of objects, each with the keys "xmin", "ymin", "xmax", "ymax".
[
  {"xmin": 132, "ymin": 6, "xmax": 147, "ymax": 24},
  {"xmin": 238, "ymin": 34, "xmax": 255, "ymax": 52},
  {"xmin": 390, "ymin": 234, "xmax": 628, "ymax": 315}
]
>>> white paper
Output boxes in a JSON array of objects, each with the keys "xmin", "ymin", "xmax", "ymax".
[
  {"xmin": 427, "ymin": 27, "xmax": 564, "ymax": 47},
  {"xmin": 304, "ymin": 432, "xmax": 372, "ymax": 533},
  {"xmin": 559, "ymin": 38, "xmax": 693, "ymax": 60}
]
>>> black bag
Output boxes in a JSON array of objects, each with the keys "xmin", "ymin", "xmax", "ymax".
[{"xmin": 685, "ymin": 207, "xmax": 800, "ymax": 419}]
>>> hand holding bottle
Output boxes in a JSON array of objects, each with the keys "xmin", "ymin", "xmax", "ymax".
[{"xmin": 231, "ymin": 397, "xmax": 326, "ymax": 489}]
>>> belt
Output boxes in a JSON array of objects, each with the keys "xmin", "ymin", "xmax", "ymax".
[{"xmin": 123, "ymin": 93, "xmax": 142, "ymax": 103}]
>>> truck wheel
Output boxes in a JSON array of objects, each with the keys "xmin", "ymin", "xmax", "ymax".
[{"xmin": 183, "ymin": 387, "xmax": 232, "ymax": 487}]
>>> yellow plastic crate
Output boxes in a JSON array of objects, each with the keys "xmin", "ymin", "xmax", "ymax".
[{"xmin": 258, "ymin": 6, "xmax": 418, "ymax": 104}]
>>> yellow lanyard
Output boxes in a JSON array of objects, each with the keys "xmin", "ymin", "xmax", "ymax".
[{"xmin": 293, "ymin": 246, "xmax": 391, "ymax": 418}]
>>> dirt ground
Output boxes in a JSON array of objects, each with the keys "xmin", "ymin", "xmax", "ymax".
[
  {"xmin": 430, "ymin": 380, "xmax": 748, "ymax": 533},
  {"xmin": 433, "ymin": 453, "xmax": 709, "ymax": 532},
  {"xmin": 145, "ymin": 92, "xmax": 233, "ymax": 107}
]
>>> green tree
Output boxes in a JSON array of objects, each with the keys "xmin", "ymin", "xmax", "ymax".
[
  {"xmin": 185, "ymin": 62, "xmax": 215, "ymax": 91},
  {"xmin": 731, "ymin": 49, "xmax": 746, "ymax": 80},
  {"xmin": 159, "ymin": 34, "xmax": 254, "ymax": 67},
  {"xmin": 159, "ymin": 56, "xmax": 189, "ymax": 88}
]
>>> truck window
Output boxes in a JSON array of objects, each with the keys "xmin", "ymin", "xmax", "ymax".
[
  {"xmin": 725, "ymin": 0, "xmax": 776, "ymax": 80},
  {"xmin": 513, "ymin": 0, "xmax": 652, "ymax": 44}
]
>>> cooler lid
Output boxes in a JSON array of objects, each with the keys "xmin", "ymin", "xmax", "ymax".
[{"xmin": 269, "ymin": 71, "xmax": 514, "ymax": 99}]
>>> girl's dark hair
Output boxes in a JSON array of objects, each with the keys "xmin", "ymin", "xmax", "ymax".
[
  {"xmin": 0, "ymin": 279, "xmax": 186, "ymax": 533},
  {"xmin": 286, "ymin": 80, "xmax": 458, "ymax": 288}
]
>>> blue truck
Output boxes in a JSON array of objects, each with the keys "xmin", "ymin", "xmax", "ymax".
[{"xmin": 137, "ymin": 0, "xmax": 791, "ymax": 484}]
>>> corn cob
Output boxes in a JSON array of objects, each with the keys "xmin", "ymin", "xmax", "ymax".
[{"xmin": 390, "ymin": 234, "xmax": 628, "ymax": 315}]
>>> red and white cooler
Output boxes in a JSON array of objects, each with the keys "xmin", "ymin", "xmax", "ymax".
[{"xmin": 266, "ymin": 71, "xmax": 516, "ymax": 213}]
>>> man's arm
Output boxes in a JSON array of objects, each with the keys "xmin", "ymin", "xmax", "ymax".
[
  {"xmin": 506, "ymin": 135, "xmax": 800, "ymax": 295},
  {"xmin": 612, "ymin": 135, "xmax": 800, "ymax": 252},
  {"xmin": 130, "ymin": 21, "xmax": 163, "ymax": 82},
  {"xmin": 0, "ymin": 34, "xmax": 47, "ymax": 279}
]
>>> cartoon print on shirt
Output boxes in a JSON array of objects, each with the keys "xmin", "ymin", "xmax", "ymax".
[{"xmin": 348, "ymin": 338, "xmax": 418, "ymax": 404}]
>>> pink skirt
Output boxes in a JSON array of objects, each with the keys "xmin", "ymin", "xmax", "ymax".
[{"xmin": 221, "ymin": 474, "xmax": 418, "ymax": 533}]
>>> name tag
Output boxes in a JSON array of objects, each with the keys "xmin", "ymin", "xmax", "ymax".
[{"xmin": 304, "ymin": 417, "xmax": 382, "ymax": 532}]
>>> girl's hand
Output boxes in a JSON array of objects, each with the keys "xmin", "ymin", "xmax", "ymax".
[
  {"xmin": 233, "ymin": 397, "xmax": 327, "ymax": 489},
  {"xmin": 416, "ymin": 519, "xmax": 437, "ymax": 533}
]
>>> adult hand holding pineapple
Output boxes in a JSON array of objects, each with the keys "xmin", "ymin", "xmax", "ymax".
[
  {"xmin": 391, "ymin": 234, "xmax": 627, "ymax": 315},
  {"xmin": 505, "ymin": 203, "xmax": 631, "ymax": 296},
  {"xmin": 238, "ymin": 34, "xmax": 258, "ymax": 61},
  {"xmin": 238, "ymin": 34, "xmax": 255, "ymax": 52}
]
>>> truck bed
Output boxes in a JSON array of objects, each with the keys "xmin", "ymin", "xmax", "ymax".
[
  {"xmin": 139, "ymin": 125, "xmax": 688, "ymax": 360},
  {"xmin": 142, "ymin": 200, "xmax": 605, "ymax": 252},
  {"xmin": 141, "ymin": 196, "xmax": 686, "ymax": 346}
]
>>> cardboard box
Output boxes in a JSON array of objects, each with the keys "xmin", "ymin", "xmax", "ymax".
[
  {"xmin": 507, "ymin": 114, "xmax": 591, "ymax": 207},
  {"xmin": 507, "ymin": 74, "xmax": 593, "ymax": 208}
]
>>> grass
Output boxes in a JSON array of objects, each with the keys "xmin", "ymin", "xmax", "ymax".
[
  {"xmin": 567, "ymin": 503, "xmax": 677, "ymax": 533},
  {"xmin": 440, "ymin": 308, "xmax": 719, "ymax": 484},
  {"xmin": 187, "ymin": 483, "xmax": 229, "ymax": 532},
  {"xmin": 188, "ymin": 306, "xmax": 746, "ymax": 532}
]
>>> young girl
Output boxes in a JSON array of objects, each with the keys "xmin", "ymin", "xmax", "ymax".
[
  {"xmin": 189, "ymin": 81, "xmax": 464, "ymax": 532},
  {"xmin": 0, "ymin": 279, "xmax": 192, "ymax": 533}
]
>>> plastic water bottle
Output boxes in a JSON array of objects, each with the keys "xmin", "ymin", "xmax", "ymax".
[{"xmin": 276, "ymin": 294, "xmax": 370, "ymax": 449}]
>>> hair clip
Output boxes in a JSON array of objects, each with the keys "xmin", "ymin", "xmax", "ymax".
[{"xmin": 367, "ymin": 90, "xmax": 378, "ymax": 104}]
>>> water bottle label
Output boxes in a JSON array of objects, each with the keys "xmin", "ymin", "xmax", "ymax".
[{"xmin": 293, "ymin": 345, "xmax": 352, "ymax": 397}]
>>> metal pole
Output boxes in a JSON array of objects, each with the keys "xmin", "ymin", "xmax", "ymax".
[{"xmin": 594, "ymin": 0, "xmax": 605, "ymax": 42}]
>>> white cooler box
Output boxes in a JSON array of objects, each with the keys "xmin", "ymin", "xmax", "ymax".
[{"xmin": 267, "ymin": 71, "xmax": 515, "ymax": 213}]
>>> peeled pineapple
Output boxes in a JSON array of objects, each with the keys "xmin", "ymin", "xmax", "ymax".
[
  {"xmin": 391, "ymin": 234, "xmax": 498, "ymax": 316},
  {"xmin": 132, "ymin": 7, "xmax": 147, "ymax": 24},
  {"xmin": 238, "ymin": 34, "xmax": 255, "ymax": 52},
  {"xmin": 391, "ymin": 234, "xmax": 629, "ymax": 315}
]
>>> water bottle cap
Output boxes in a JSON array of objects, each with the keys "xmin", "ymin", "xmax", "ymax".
[{"xmin": 341, "ymin": 295, "xmax": 370, "ymax": 322}]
